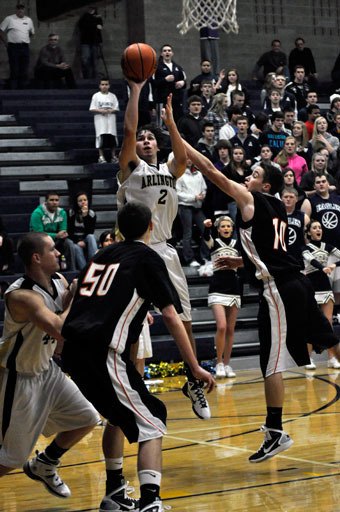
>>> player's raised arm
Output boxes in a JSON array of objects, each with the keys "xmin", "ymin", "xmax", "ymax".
[
  {"xmin": 119, "ymin": 79, "xmax": 146, "ymax": 181},
  {"xmin": 162, "ymin": 94, "xmax": 187, "ymax": 179},
  {"xmin": 183, "ymin": 139, "xmax": 253, "ymax": 214}
]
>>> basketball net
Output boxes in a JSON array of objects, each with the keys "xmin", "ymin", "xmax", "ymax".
[{"xmin": 177, "ymin": 0, "xmax": 239, "ymax": 35}]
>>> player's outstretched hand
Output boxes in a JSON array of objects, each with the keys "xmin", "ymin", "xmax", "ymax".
[
  {"xmin": 193, "ymin": 367, "xmax": 215, "ymax": 393},
  {"xmin": 160, "ymin": 93, "xmax": 174, "ymax": 127},
  {"xmin": 215, "ymin": 255, "xmax": 243, "ymax": 270},
  {"xmin": 127, "ymin": 78, "xmax": 147, "ymax": 91}
]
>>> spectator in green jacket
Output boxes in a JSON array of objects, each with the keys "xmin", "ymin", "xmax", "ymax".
[{"xmin": 29, "ymin": 191, "xmax": 76, "ymax": 270}]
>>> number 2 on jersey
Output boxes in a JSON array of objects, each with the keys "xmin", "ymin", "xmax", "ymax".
[
  {"xmin": 273, "ymin": 218, "xmax": 287, "ymax": 251},
  {"xmin": 158, "ymin": 189, "xmax": 167, "ymax": 205},
  {"xmin": 79, "ymin": 263, "xmax": 120, "ymax": 297}
]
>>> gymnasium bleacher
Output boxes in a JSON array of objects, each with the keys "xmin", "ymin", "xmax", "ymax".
[{"xmin": 0, "ymin": 79, "xmax": 337, "ymax": 363}]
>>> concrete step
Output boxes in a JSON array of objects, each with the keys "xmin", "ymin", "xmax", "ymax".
[
  {"xmin": 58, "ymin": 194, "xmax": 117, "ymax": 209},
  {"xmin": 35, "ymin": 124, "xmax": 94, "ymax": 136},
  {"xmin": 0, "ymin": 114, "xmax": 16, "ymax": 124},
  {"xmin": 0, "ymin": 165, "xmax": 85, "ymax": 178},
  {"xmin": 151, "ymin": 304, "xmax": 258, "ymax": 335},
  {"xmin": 17, "ymin": 110, "xmax": 124, "ymax": 122},
  {"xmin": 18, "ymin": 111, "xmax": 94, "ymax": 121},
  {"xmin": 20, "ymin": 178, "xmax": 116, "ymax": 194},
  {"xmin": 0, "ymin": 196, "xmax": 39, "ymax": 214},
  {"xmin": 51, "ymin": 135, "xmax": 95, "ymax": 149},
  {"xmin": 0, "ymin": 126, "xmax": 33, "ymax": 135},
  {"xmin": 0, "ymin": 138, "xmax": 51, "ymax": 148},
  {"xmin": 96, "ymin": 211, "xmax": 116, "ymax": 225},
  {"xmin": 0, "ymin": 81, "xmax": 125, "ymax": 99},
  {"xmin": 0, "ymin": 151, "xmax": 68, "ymax": 162},
  {"xmin": 2, "ymin": 99, "xmax": 92, "ymax": 113},
  {"xmin": 149, "ymin": 328, "xmax": 260, "ymax": 363}
]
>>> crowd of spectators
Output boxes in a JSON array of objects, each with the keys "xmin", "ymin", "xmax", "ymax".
[
  {"xmin": 145, "ymin": 38, "xmax": 340, "ymax": 278},
  {"xmin": 2, "ymin": 26, "xmax": 340, "ymax": 344}
]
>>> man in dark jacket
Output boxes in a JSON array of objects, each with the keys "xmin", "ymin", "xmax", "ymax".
[
  {"xmin": 253, "ymin": 40, "xmax": 288, "ymax": 80},
  {"xmin": 35, "ymin": 33, "xmax": 76, "ymax": 88},
  {"xmin": 177, "ymin": 96, "xmax": 204, "ymax": 146},
  {"xmin": 78, "ymin": 6, "xmax": 103, "ymax": 79}
]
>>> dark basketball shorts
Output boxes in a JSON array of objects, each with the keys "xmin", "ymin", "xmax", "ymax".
[
  {"xmin": 258, "ymin": 273, "xmax": 338, "ymax": 378},
  {"xmin": 63, "ymin": 343, "xmax": 167, "ymax": 443}
]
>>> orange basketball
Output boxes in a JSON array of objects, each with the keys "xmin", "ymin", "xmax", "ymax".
[{"xmin": 121, "ymin": 43, "xmax": 157, "ymax": 82}]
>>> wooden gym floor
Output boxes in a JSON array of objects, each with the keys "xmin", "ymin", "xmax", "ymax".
[{"xmin": 1, "ymin": 363, "xmax": 339, "ymax": 511}]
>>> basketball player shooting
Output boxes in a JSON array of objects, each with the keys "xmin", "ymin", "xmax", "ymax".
[
  {"xmin": 117, "ymin": 78, "xmax": 212, "ymax": 421},
  {"xmin": 182, "ymin": 141, "xmax": 340, "ymax": 462}
]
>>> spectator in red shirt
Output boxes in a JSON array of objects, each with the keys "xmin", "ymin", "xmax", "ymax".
[{"xmin": 305, "ymin": 104, "xmax": 320, "ymax": 140}]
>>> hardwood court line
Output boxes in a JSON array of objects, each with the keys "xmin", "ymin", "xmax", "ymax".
[
  {"xmin": 166, "ymin": 433, "xmax": 340, "ymax": 468},
  {"xmin": 47, "ymin": 471, "xmax": 340, "ymax": 512},
  {"xmin": 169, "ymin": 419, "xmax": 278, "ymax": 435},
  {"xmin": 162, "ymin": 471, "xmax": 340, "ymax": 504}
]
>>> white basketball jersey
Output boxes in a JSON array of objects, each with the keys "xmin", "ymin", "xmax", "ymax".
[
  {"xmin": 0, "ymin": 274, "xmax": 66, "ymax": 375},
  {"xmin": 117, "ymin": 160, "xmax": 178, "ymax": 244}
]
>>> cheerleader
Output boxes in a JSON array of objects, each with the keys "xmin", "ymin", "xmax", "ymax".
[
  {"xmin": 204, "ymin": 216, "xmax": 243, "ymax": 378},
  {"xmin": 303, "ymin": 220, "xmax": 340, "ymax": 369}
]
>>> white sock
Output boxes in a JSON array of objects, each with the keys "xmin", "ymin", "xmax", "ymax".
[
  {"xmin": 105, "ymin": 457, "xmax": 123, "ymax": 471},
  {"xmin": 138, "ymin": 469, "xmax": 162, "ymax": 487}
]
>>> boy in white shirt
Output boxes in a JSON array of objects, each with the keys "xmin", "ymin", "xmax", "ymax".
[{"xmin": 89, "ymin": 78, "xmax": 119, "ymax": 163}]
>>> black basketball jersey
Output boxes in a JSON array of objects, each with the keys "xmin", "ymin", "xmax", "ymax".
[
  {"xmin": 62, "ymin": 241, "xmax": 181, "ymax": 352},
  {"xmin": 237, "ymin": 192, "xmax": 301, "ymax": 281},
  {"xmin": 310, "ymin": 192, "xmax": 340, "ymax": 248},
  {"xmin": 287, "ymin": 209, "xmax": 305, "ymax": 268}
]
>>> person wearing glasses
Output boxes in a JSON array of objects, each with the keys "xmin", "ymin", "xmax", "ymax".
[
  {"xmin": 34, "ymin": 33, "xmax": 76, "ymax": 89},
  {"xmin": 0, "ymin": 3, "xmax": 35, "ymax": 89}
]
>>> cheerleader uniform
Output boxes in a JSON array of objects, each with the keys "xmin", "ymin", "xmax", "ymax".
[
  {"xmin": 303, "ymin": 241, "xmax": 340, "ymax": 304},
  {"xmin": 206, "ymin": 236, "xmax": 241, "ymax": 308}
]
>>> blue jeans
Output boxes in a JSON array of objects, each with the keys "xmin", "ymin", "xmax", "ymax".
[
  {"xmin": 74, "ymin": 234, "xmax": 98, "ymax": 270},
  {"xmin": 81, "ymin": 44, "xmax": 99, "ymax": 78},
  {"xmin": 178, "ymin": 205, "xmax": 210, "ymax": 263}
]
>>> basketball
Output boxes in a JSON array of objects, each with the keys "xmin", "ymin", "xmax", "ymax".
[{"xmin": 121, "ymin": 43, "xmax": 157, "ymax": 82}]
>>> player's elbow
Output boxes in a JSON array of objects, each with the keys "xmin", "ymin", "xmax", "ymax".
[{"xmin": 161, "ymin": 304, "xmax": 178, "ymax": 325}]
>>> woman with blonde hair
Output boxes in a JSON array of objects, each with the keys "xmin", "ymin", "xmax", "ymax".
[
  {"xmin": 203, "ymin": 215, "xmax": 243, "ymax": 378},
  {"xmin": 275, "ymin": 136, "xmax": 308, "ymax": 184},
  {"xmin": 205, "ymin": 93, "xmax": 228, "ymax": 141},
  {"xmin": 300, "ymin": 152, "xmax": 337, "ymax": 196},
  {"xmin": 311, "ymin": 116, "xmax": 339, "ymax": 157},
  {"xmin": 292, "ymin": 120, "xmax": 311, "ymax": 167}
]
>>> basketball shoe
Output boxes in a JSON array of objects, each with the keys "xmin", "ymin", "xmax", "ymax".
[
  {"xmin": 224, "ymin": 365, "xmax": 236, "ymax": 378},
  {"xmin": 327, "ymin": 357, "xmax": 340, "ymax": 369},
  {"xmin": 139, "ymin": 498, "xmax": 163, "ymax": 512},
  {"xmin": 249, "ymin": 425, "xmax": 293, "ymax": 463},
  {"xmin": 305, "ymin": 358, "xmax": 316, "ymax": 370},
  {"xmin": 23, "ymin": 451, "xmax": 71, "ymax": 498},
  {"xmin": 215, "ymin": 362, "xmax": 226, "ymax": 378},
  {"xmin": 99, "ymin": 480, "xmax": 139, "ymax": 511},
  {"xmin": 182, "ymin": 380, "xmax": 211, "ymax": 419}
]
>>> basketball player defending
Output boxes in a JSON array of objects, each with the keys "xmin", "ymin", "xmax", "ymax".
[
  {"xmin": 117, "ymin": 79, "xmax": 211, "ymax": 420},
  {"xmin": 183, "ymin": 143, "xmax": 340, "ymax": 462},
  {"xmin": 0, "ymin": 232, "xmax": 99, "ymax": 496},
  {"xmin": 62, "ymin": 202, "xmax": 215, "ymax": 512}
]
